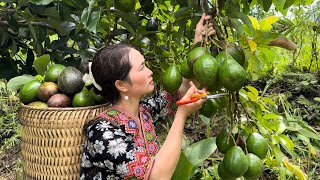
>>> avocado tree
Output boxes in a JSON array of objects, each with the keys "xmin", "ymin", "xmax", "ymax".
[{"xmin": 1, "ymin": 0, "xmax": 319, "ymax": 179}]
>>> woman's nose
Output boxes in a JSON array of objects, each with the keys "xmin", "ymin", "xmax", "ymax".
[{"xmin": 148, "ymin": 68, "xmax": 153, "ymax": 76}]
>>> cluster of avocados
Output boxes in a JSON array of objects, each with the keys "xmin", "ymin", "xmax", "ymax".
[{"xmin": 19, "ymin": 64, "xmax": 106, "ymax": 108}]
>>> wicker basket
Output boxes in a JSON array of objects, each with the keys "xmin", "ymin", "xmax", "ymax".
[{"xmin": 19, "ymin": 103, "xmax": 110, "ymax": 179}]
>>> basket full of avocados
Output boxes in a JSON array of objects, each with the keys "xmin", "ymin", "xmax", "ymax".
[
  {"xmin": 19, "ymin": 103, "xmax": 110, "ymax": 179},
  {"xmin": 16, "ymin": 64, "xmax": 111, "ymax": 179}
]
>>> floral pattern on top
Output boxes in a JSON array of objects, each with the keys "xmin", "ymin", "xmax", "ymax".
[
  {"xmin": 140, "ymin": 91, "xmax": 180, "ymax": 123},
  {"xmin": 80, "ymin": 91, "xmax": 180, "ymax": 180}
]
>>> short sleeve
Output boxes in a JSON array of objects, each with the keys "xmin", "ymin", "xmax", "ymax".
[
  {"xmin": 140, "ymin": 91, "xmax": 180, "ymax": 123},
  {"xmin": 80, "ymin": 118, "xmax": 156, "ymax": 180}
]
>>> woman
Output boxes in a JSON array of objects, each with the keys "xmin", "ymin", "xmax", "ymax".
[{"xmin": 80, "ymin": 14, "xmax": 215, "ymax": 180}]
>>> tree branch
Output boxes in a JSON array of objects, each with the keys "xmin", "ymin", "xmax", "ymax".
[{"xmin": 0, "ymin": 20, "xmax": 64, "ymax": 36}]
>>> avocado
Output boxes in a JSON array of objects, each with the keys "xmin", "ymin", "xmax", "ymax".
[
  {"xmin": 219, "ymin": 56, "xmax": 246, "ymax": 92},
  {"xmin": 19, "ymin": 80, "xmax": 42, "ymax": 104},
  {"xmin": 38, "ymin": 82, "xmax": 59, "ymax": 102},
  {"xmin": 163, "ymin": 64, "xmax": 182, "ymax": 93},
  {"xmin": 47, "ymin": 93, "xmax": 71, "ymax": 107},
  {"xmin": 57, "ymin": 66, "xmax": 85, "ymax": 96}
]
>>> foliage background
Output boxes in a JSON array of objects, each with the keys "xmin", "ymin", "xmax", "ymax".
[{"xmin": 0, "ymin": 0, "xmax": 319, "ymax": 179}]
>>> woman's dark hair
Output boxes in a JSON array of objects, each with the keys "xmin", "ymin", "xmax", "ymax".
[{"xmin": 91, "ymin": 43, "xmax": 135, "ymax": 103}]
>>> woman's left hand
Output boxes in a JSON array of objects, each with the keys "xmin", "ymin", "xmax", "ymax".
[{"xmin": 194, "ymin": 13, "xmax": 216, "ymax": 43}]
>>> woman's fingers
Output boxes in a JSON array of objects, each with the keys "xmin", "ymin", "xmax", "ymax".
[
  {"xmin": 204, "ymin": 15, "xmax": 212, "ymax": 21},
  {"xmin": 183, "ymin": 86, "xmax": 196, "ymax": 99},
  {"xmin": 201, "ymin": 23, "xmax": 216, "ymax": 36},
  {"xmin": 196, "ymin": 13, "xmax": 206, "ymax": 27},
  {"xmin": 202, "ymin": 28, "xmax": 215, "ymax": 35}
]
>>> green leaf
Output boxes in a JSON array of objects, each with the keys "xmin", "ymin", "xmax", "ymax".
[
  {"xmin": 51, "ymin": 36, "xmax": 69, "ymax": 51},
  {"xmin": 253, "ymin": 30, "xmax": 283, "ymax": 45},
  {"xmin": 184, "ymin": 137, "xmax": 217, "ymax": 166},
  {"xmin": 29, "ymin": 0, "xmax": 53, "ymax": 5},
  {"xmin": 271, "ymin": 144, "xmax": 284, "ymax": 165},
  {"xmin": 199, "ymin": 115, "xmax": 210, "ymax": 125},
  {"xmin": 247, "ymin": 92, "xmax": 257, "ymax": 102},
  {"xmin": 118, "ymin": 21, "xmax": 135, "ymax": 36},
  {"xmin": 231, "ymin": 11, "xmax": 253, "ymax": 34},
  {"xmin": 263, "ymin": 0, "xmax": 272, "ymax": 11},
  {"xmin": 172, "ymin": 153, "xmax": 194, "ymax": 180},
  {"xmin": 300, "ymin": 81, "xmax": 309, "ymax": 86},
  {"xmin": 284, "ymin": 0, "xmax": 296, "ymax": 9},
  {"xmin": 113, "ymin": 10, "xmax": 137, "ymax": 23},
  {"xmin": 243, "ymin": 49, "xmax": 262, "ymax": 81},
  {"xmin": 300, "ymin": 0, "xmax": 313, "ymax": 5},
  {"xmin": 176, "ymin": 20, "xmax": 186, "ymax": 45},
  {"xmin": 1, "ymin": 29, "xmax": 9, "ymax": 47},
  {"xmin": 259, "ymin": 47, "xmax": 275, "ymax": 67},
  {"xmin": 81, "ymin": 7, "xmax": 89, "ymax": 25},
  {"xmin": 260, "ymin": 16, "xmax": 279, "ymax": 31},
  {"xmin": 174, "ymin": 7, "xmax": 190, "ymax": 21},
  {"xmin": 279, "ymin": 134, "xmax": 294, "ymax": 151},
  {"xmin": 10, "ymin": 39, "xmax": 17, "ymax": 57},
  {"xmin": 246, "ymin": 86, "xmax": 259, "ymax": 97},
  {"xmin": 229, "ymin": 18, "xmax": 244, "ymax": 35},
  {"xmin": 261, "ymin": 97, "xmax": 276, "ymax": 107},
  {"xmin": 298, "ymin": 129, "xmax": 320, "ymax": 141},
  {"xmin": 314, "ymin": 97, "xmax": 320, "ymax": 102},
  {"xmin": 34, "ymin": 54, "xmax": 51, "ymax": 75},
  {"xmin": 172, "ymin": 138, "xmax": 216, "ymax": 180},
  {"xmin": 58, "ymin": 2, "xmax": 71, "ymax": 22},
  {"xmin": 257, "ymin": 123, "xmax": 270, "ymax": 135},
  {"xmin": 8, "ymin": 14, "xmax": 19, "ymax": 32},
  {"xmin": 272, "ymin": 0, "xmax": 288, "ymax": 15},
  {"xmin": 86, "ymin": 10, "xmax": 101, "ymax": 33},
  {"xmin": 26, "ymin": 20, "xmax": 38, "ymax": 43},
  {"xmin": 263, "ymin": 113, "xmax": 282, "ymax": 120},
  {"xmin": 7, "ymin": 75, "xmax": 36, "ymax": 92},
  {"xmin": 276, "ymin": 122, "xmax": 286, "ymax": 135}
]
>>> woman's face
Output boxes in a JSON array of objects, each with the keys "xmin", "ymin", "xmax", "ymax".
[{"xmin": 126, "ymin": 48, "xmax": 154, "ymax": 98}]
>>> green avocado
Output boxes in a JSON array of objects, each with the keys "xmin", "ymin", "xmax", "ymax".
[{"xmin": 163, "ymin": 64, "xmax": 182, "ymax": 93}]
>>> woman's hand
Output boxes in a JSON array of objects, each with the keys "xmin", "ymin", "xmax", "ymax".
[
  {"xmin": 194, "ymin": 13, "xmax": 216, "ymax": 44},
  {"xmin": 177, "ymin": 81, "xmax": 206, "ymax": 118}
]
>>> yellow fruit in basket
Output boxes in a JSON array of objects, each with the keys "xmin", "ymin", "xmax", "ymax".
[
  {"xmin": 27, "ymin": 101, "xmax": 48, "ymax": 108},
  {"xmin": 47, "ymin": 93, "xmax": 71, "ymax": 107}
]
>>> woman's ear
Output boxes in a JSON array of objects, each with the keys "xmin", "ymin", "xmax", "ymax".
[{"xmin": 115, "ymin": 80, "xmax": 128, "ymax": 93}]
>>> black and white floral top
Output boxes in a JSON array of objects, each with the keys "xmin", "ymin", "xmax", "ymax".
[{"xmin": 80, "ymin": 91, "xmax": 179, "ymax": 180}]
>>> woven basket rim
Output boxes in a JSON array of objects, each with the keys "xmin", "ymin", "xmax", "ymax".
[{"xmin": 20, "ymin": 102, "xmax": 110, "ymax": 111}]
